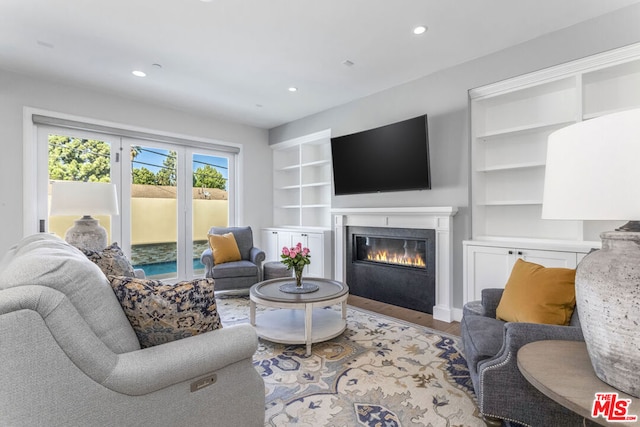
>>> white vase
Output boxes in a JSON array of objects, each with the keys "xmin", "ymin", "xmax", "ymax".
[{"xmin": 576, "ymin": 231, "xmax": 640, "ymax": 398}]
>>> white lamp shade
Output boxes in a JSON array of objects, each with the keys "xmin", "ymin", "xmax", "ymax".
[
  {"xmin": 542, "ymin": 108, "xmax": 640, "ymax": 221},
  {"xmin": 50, "ymin": 181, "xmax": 119, "ymax": 216}
]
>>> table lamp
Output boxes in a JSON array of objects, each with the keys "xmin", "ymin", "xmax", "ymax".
[
  {"xmin": 542, "ymin": 107, "xmax": 640, "ymax": 398},
  {"xmin": 50, "ymin": 181, "xmax": 119, "ymax": 251}
]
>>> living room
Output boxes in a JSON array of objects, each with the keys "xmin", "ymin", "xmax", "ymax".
[{"xmin": 2, "ymin": 1, "xmax": 640, "ymax": 426}]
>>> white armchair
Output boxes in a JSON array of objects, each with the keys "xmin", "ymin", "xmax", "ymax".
[{"xmin": 0, "ymin": 234, "xmax": 264, "ymax": 426}]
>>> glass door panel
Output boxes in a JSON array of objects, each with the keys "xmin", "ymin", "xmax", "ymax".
[
  {"xmin": 191, "ymin": 152, "xmax": 229, "ymax": 275},
  {"xmin": 46, "ymin": 132, "xmax": 118, "ymax": 244},
  {"xmin": 130, "ymin": 145, "xmax": 178, "ymax": 279}
]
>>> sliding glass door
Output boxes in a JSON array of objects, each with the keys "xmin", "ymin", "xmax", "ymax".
[
  {"xmin": 190, "ymin": 149, "xmax": 231, "ymax": 276},
  {"xmin": 36, "ymin": 124, "xmax": 235, "ymax": 282}
]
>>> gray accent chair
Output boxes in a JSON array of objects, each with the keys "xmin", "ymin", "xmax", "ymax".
[
  {"xmin": 0, "ymin": 233, "xmax": 265, "ymax": 427},
  {"xmin": 201, "ymin": 226, "xmax": 265, "ymax": 293},
  {"xmin": 461, "ymin": 288, "xmax": 587, "ymax": 427}
]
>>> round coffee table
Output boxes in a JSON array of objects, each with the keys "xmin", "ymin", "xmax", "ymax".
[{"xmin": 249, "ymin": 277, "xmax": 349, "ymax": 356}]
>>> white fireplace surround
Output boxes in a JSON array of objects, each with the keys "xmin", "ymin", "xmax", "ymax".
[{"xmin": 332, "ymin": 206, "xmax": 457, "ymax": 322}]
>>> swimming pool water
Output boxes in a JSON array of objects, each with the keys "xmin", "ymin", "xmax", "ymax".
[{"xmin": 134, "ymin": 258, "xmax": 205, "ymax": 277}]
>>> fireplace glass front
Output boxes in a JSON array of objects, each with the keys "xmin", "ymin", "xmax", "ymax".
[{"xmin": 347, "ymin": 226, "xmax": 435, "ymax": 313}]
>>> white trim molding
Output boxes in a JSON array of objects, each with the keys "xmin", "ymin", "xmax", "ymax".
[{"xmin": 332, "ymin": 206, "xmax": 458, "ymax": 322}]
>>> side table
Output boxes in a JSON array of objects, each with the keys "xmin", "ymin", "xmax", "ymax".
[{"xmin": 518, "ymin": 340, "xmax": 639, "ymax": 426}]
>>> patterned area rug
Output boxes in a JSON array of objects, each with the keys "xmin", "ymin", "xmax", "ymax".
[{"xmin": 216, "ymin": 296, "xmax": 483, "ymax": 427}]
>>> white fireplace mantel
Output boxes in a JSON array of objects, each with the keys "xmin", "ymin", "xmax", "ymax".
[{"xmin": 332, "ymin": 206, "xmax": 458, "ymax": 322}]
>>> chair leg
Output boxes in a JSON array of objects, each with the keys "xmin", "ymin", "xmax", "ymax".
[{"xmin": 482, "ymin": 415, "xmax": 503, "ymax": 427}]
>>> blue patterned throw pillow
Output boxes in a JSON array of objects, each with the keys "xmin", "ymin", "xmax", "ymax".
[
  {"xmin": 81, "ymin": 242, "xmax": 136, "ymax": 277},
  {"xmin": 108, "ymin": 276, "xmax": 222, "ymax": 348}
]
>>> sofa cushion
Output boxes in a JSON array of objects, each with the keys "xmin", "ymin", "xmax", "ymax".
[
  {"xmin": 0, "ymin": 234, "xmax": 140, "ymax": 353},
  {"xmin": 212, "ymin": 260, "xmax": 259, "ymax": 279},
  {"xmin": 81, "ymin": 242, "xmax": 136, "ymax": 277},
  {"xmin": 208, "ymin": 232, "xmax": 241, "ymax": 265},
  {"xmin": 109, "ymin": 276, "xmax": 222, "ymax": 348},
  {"xmin": 496, "ymin": 259, "xmax": 576, "ymax": 325}
]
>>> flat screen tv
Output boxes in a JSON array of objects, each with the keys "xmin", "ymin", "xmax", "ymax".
[{"xmin": 330, "ymin": 115, "xmax": 431, "ymax": 195}]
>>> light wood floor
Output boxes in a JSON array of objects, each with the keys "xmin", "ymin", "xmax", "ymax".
[{"xmin": 347, "ymin": 294, "xmax": 461, "ymax": 336}]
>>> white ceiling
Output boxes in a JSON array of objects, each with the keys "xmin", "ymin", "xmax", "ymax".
[{"xmin": 1, "ymin": 0, "xmax": 639, "ymax": 129}]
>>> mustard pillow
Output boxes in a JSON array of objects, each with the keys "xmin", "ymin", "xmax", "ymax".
[
  {"xmin": 496, "ymin": 259, "xmax": 576, "ymax": 325},
  {"xmin": 207, "ymin": 233, "xmax": 241, "ymax": 265}
]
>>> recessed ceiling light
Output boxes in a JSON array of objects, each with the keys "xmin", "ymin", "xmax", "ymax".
[
  {"xmin": 132, "ymin": 70, "xmax": 146, "ymax": 77},
  {"xmin": 413, "ymin": 26, "xmax": 428, "ymax": 35},
  {"xmin": 288, "ymin": 87, "xmax": 298, "ymax": 92}
]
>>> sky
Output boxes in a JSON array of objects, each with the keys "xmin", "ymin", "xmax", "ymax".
[{"xmin": 132, "ymin": 147, "xmax": 228, "ymax": 180}]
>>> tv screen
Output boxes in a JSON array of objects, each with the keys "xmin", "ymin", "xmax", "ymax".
[{"xmin": 330, "ymin": 115, "xmax": 431, "ymax": 196}]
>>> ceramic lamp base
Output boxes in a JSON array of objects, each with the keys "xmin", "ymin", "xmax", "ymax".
[
  {"xmin": 576, "ymin": 230, "xmax": 640, "ymax": 398},
  {"xmin": 65, "ymin": 215, "xmax": 108, "ymax": 251}
]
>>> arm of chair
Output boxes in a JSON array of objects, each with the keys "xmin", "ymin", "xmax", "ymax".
[
  {"xmin": 476, "ymin": 322, "xmax": 585, "ymax": 424},
  {"xmin": 1, "ymin": 286, "xmax": 258, "ymax": 397},
  {"xmin": 249, "ymin": 247, "xmax": 266, "ymax": 281},
  {"xmin": 480, "ymin": 322, "xmax": 584, "ymax": 375},
  {"xmin": 480, "ymin": 288, "xmax": 505, "ymax": 319},
  {"xmin": 103, "ymin": 324, "xmax": 259, "ymax": 395},
  {"xmin": 200, "ymin": 248, "xmax": 214, "ymax": 278}
]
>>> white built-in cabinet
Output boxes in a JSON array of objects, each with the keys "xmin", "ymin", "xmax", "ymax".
[
  {"xmin": 464, "ymin": 43, "xmax": 640, "ymax": 303},
  {"xmin": 463, "ymin": 240, "xmax": 591, "ymax": 302},
  {"xmin": 266, "ymin": 129, "xmax": 333, "ymax": 279},
  {"xmin": 262, "ymin": 228, "xmax": 332, "ymax": 278}
]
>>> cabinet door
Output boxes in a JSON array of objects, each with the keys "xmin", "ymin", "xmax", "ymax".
[
  {"xmin": 276, "ymin": 231, "xmax": 294, "ymax": 255},
  {"xmin": 262, "ymin": 230, "xmax": 280, "ymax": 262},
  {"xmin": 305, "ymin": 233, "xmax": 324, "ymax": 277},
  {"xmin": 262, "ymin": 229, "xmax": 297, "ymax": 262},
  {"xmin": 518, "ymin": 249, "xmax": 577, "ymax": 269},
  {"xmin": 465, "ymin": 245, "xmax": 580, "ymax": 303},
  {"xmin": 465, "ymin": 245, "xmax": 515, "ymax": 302}
]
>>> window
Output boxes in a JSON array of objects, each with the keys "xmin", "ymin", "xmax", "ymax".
[{"xmin": 28, "ymin": 112, "xmax": 240, "ymax": 282}]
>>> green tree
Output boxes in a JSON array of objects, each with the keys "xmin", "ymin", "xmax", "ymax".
[
  {"xmin": 48, "ymin": 135, "xmax": 111, "ymax": 182},
  {"xmin": 193, "ymin": 165, "xmax": 226, "ymax": 190},
  {"xmin": 132, "ymin": 167, "xmax": 157, "ymax": 185},
  {"xmin": 156, "ymin": 150, "xmax": 177, "ymax": 186}
]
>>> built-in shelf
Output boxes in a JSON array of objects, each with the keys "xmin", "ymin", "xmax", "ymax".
[
  {"xmin": 477, "ymin": 162, "xmax": 545, "ymax": 172},
  {"xmin": 479, "ymin": 200, "xmax": 543, "ymax": 206},
  {"xmin": 469, "ymin": 42, "xmax": 640, "ymax": 243},
  {"xmin": 477, "ymin": 120, "xmax": 575, "ymax": 140},
  {"xmin": 272, "ymin": 129, "xmax": 332, "ymax": 229}
]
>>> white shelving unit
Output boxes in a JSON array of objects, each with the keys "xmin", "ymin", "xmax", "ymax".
[
  {"xmin": 272, "ymin": 129, "xmax": 332, "ymax": 228},
  {"xmin": 267, "ymin": 129, "xmax": 333, "ymax": 279},
  {"xmin": 464, "ymin": 42, "xmax": 640, "ymax": 303}
]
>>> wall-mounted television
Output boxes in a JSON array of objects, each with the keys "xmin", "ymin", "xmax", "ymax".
[{"xmin": 330, "ymin": 115, "xmax": 431, "ymax": 196}]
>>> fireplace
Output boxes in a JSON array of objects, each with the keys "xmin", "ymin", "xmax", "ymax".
[{"xmin": 346, "ymin": 226, "xmax": 436, "ymax": 313}]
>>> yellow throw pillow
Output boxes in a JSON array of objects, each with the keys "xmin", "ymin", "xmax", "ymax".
[
  {"xmin": 208, "ymin": 232, "xmax": 241, "ymax": 265},
  {"xmin": 496, "ymin": 259, "xmax": 576, "ymax": 325}
]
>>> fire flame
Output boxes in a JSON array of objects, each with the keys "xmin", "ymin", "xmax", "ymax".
[{"xmin": 366, "ymin": 250, "xmax": 426, "ymax": 268}]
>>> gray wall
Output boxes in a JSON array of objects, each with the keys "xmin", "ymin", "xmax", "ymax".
[
  {"xmin": 0, "ymin": 69, "xmax": 273, "ymax": 254},
  {"xmin": 269, "ymin": 4, "xmax": 640, "ymax": 310}
]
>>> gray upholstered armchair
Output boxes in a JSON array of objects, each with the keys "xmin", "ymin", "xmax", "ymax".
[
  {"xmin": 0, "ymin": 234, "xmax": 265, "ymax": 427},
  {"xmin": 461, "ymin": 288, "xmax": 586, "ymax": 427},
  {"xmin": 201, "ymin": 226, "xmax": 265, "ymax": 293}
]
